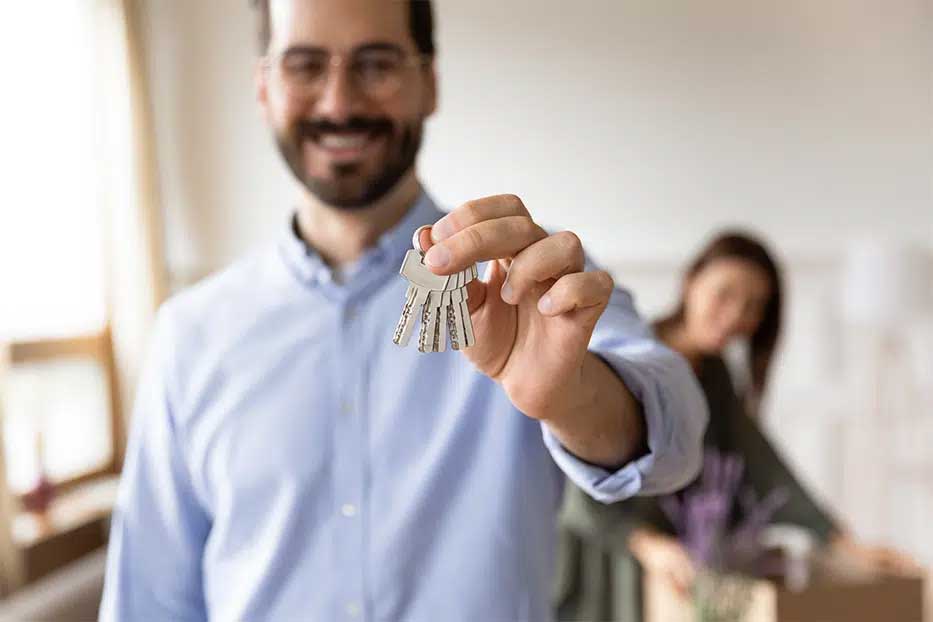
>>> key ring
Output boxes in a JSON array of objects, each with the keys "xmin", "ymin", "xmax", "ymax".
[{"xmin": 412, "ymin": 225, "xmax": 432, "ymax": 254}]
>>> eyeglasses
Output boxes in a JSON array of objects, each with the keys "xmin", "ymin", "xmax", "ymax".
[{"xmin": 265, "ymin": 47, "xmax": 430, "ymax": 101}]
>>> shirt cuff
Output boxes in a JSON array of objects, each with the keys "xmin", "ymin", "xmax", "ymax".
[
  {"xmin": 542, "ymin": 424, "xmax": 653, "ymax": 504},
  {"xmin": 542, "ymin": 345, "xmax": 706, "ymax": 504}
]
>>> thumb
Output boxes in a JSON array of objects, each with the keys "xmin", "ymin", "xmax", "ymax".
[{"xmin": 418, "ymin": 223, "xmax": 494, "ymax": 314}]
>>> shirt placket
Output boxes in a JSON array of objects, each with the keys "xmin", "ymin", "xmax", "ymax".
[{"xmin": 332, "ymin": 291, "xmax": 368, "ymax": 621}]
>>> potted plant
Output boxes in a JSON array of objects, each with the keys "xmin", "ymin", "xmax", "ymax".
[{"xmin": 661, "ymin": 449, "xmax": 789, "ymax": 622}]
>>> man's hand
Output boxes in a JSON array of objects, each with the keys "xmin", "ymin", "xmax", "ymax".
[
  {"xmin": 419, "ymin": 194, "xmax": 646, "ymax": 468},
  {"xmin": 420, "ymin": 194, "xmax": 611, "ymax": 419}
]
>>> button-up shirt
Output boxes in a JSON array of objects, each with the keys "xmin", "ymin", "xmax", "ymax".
[{"xmin": 100, "ymin": 193, "xmax": 706, "ymax": 622}]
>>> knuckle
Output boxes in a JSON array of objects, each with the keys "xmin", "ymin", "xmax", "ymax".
[
  {"xmin": 553, "ymin": 276, "xmax": 575, "ymax": 298},
  {"xmin": 463, "ymin": 226, "xmax": 485, "ymax": 253},
  {"xmin": 556, "ymin": 230, "xmax": 583, "ymax": 255},
  {"xmin": 516, "ymin": 216, "xmax": 541, "ymax": 238},
  {"xmin": 558, "ymin": 286, "xmax": 580, "ymax": 307},
  {"xmin": 501, "ymin": 193, "xmax": 527, "ymax": 214},
  {"xmin": 459, "ymin": 200, "xmax": 481, "ymax": 224},
  {"xmin": 596, "ymin": 270, "xmax": 615, "ymax": 294}
]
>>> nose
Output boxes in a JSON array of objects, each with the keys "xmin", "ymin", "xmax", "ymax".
[
  {"xmin": 720, "ymin": 302, "xmax": 746, "ymax": 337},
  {"xmin": 313, "ymin": 62, "xmax": 359, "ymax": 124}
]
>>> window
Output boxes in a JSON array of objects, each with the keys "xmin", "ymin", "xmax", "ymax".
[
  {"xmin": 1, "ymin": 2, "xmax": 121, "ymax": 502},
  {"xmin": 5, "ymin": 335, "xmax": 122, "ymax": 496}
]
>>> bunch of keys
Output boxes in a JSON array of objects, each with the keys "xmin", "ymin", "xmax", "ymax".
[{"xmin": 393, "ymin": 225, "xmax": 478, "ymax": 352}]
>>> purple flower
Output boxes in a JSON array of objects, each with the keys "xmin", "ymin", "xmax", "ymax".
[{"xmin": 661, "ymin": 449, "xmax": 787, "ymax": 574}]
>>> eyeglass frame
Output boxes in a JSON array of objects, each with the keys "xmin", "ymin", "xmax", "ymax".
[{"xmin": 262, "ymin": 43, "xmax": 433, "ymax": 102}]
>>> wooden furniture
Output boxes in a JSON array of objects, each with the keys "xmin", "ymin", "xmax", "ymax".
[
  {"xmin": 4, "ymin": 329, "xmax": 123, "ymax": 584},
  {"xmin": 644, "ymin": 567, "xmax": 927, "ymax": 622},
  {"xmin": 9, "ymin": 329, "xmax": 125, "ymax": 489},
  {"xmin": 12, "ymin": 477, "xmax": 118, "ymax": 584}
]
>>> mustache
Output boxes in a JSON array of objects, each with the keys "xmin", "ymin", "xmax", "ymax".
[{"xmin": 297, "ymin": 117, "xmax": 394, "ymax": 138}]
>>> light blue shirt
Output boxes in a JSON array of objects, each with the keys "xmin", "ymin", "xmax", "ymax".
[{"xmin": 100, "ymin": 193, "xmax": 706, "ymax": 622}]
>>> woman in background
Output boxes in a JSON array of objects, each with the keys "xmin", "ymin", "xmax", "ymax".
[{"xmin": 555, "ymin": 231, "xmax": 915, "ymax": 622}]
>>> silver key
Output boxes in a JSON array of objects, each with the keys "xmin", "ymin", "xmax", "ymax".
[
  {"xmin": 419, "ymin": 290, "xmax": 443, "ymax": 353},
  {"xmin": 455, "ymin": 265, "xmax": 477, "ymax": 348},
  {"xmin": 443, "ymin": 265, "xmax": 477, "ymax": 351},
  {"xmin": 394, "ymin": 248, "xmax": 451, "ymax": 348},
  {"xmin": 447, "ymin": 270, "xmax": 464, "ymax": 350},
  {"xmin": 438, "ymin": 289, "xmax": 452, "ymax": 352},
  {"xmin": 393, "ymin": 283, "xmax": 428, "ymax": 347},
  {"xmin": 399, "ymin": 249, "xmax": 453, "ymax": 291},
  {"xmin": 429, "ymin": 289, "xmax": 457, "ymax": 353},
  {"xmin": 459, "ymin": 281, "xmax": 475, "ymax": 348},
  {"xmin": 394, "ymin": 225, "xmax": 479, "ymax": 352}
]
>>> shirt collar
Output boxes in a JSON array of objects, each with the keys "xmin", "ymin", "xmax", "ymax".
[{"xmin": 278, "ymin": 191, "xmax": 442, "ymax": 289}]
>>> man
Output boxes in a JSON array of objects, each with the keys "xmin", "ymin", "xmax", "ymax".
[{"xmin": 101, "ymin": 1, "xmax": 707, "ymax": 620}]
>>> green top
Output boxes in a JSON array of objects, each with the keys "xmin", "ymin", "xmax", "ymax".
[{"xmin": 554, "ymin": 355, "xmax": 838, "ymax": 621}]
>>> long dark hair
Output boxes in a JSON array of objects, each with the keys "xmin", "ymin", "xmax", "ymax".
[{"xmin": 656, "ymin": 231, "xmax": 783, "ymax": 412}]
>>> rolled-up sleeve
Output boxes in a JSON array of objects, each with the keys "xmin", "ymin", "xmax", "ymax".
[{"xmin": 542, "ymin": 281, "xmax": 707, "ymax": 504}]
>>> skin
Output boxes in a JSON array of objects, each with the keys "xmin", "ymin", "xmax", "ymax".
[
  {"xmin": 662, "ymin": 257, "xmax": 771, "ymax": 371},
  {"xmin": 632, "ymin": 258, "xmax": 919, "ymax": 595},
  {"xmin": 255, "ymin": 0, "xmax": 646, "ymax": 469}
]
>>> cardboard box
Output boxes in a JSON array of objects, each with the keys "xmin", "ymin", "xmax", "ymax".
[{"xmin": 644, "ymin": 569, "xmax": 926, "ymax": 622}]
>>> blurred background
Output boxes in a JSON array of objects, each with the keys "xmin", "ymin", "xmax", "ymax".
[{"xmin": 0, "ymin": 0, "xmax": 929, "ymax": 618}]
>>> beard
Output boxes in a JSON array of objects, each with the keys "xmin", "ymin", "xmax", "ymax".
[{"xmin": 274, "ymin": 115, "xmax": 423, "ymax": 210}]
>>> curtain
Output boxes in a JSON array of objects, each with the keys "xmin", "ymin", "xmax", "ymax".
[
  {"xmin": 94, "ymin": 0, "xmax": 168, "ymax": 450},
  {"xmin": 0, "ymin": 0, "xmax": 166, "ymax": 594}
]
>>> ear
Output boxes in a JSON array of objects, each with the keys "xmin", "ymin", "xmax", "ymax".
[
  {"xmin": 255, "ymin": 58, "xmax": 271, "ymax": 122},
  {"xmin": 422, "ymin": 60, "xmax": 439, "ymax": 117}
]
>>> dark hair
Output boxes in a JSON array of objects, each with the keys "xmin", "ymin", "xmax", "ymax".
[
  {"xmin": 656, "ymin": 231, "xmax": 783, "ymax": 412},
  {"xmin": 250, "ymin": 0, "xmax": 435, "ymax": 57}
]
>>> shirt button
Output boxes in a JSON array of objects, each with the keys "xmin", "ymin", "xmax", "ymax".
[
  {"xmin": 346, "ymin": 601, "xmax": 361, "ymax": 617},
  {"xmin": 341, "ymin": 402, "xmax": 353, "ymax": 416},
  {"xmin": 341, "ymin": 503, "xmax": 358, "ymax": 518}
]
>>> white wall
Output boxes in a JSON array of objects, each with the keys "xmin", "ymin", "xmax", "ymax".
[
  {"xmin": 140, "ymin": 0, "xmax": 288, "ymax": 282},
  {"xmin": 140, "ymin": 0, "xmax": 933, "ymax": 562},
  {"xmin": 141, "ymin": 0, "xmax": 931, "ymax": 277},
  {"xmin": 427, "ymin": 0, "xmax": 932, "ymax": 265}
]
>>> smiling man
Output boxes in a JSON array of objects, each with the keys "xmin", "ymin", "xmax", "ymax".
[{"xmin": 100, "ymin": 1, "xmax": 707, "ymax": 620}]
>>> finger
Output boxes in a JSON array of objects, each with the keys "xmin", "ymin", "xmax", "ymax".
[
  {"xmin": 668, "ymin": 570, "xmax": 691, "ymax": 600},
  {"xmin": 461, "ymin": 261, "xmax": 499, "ymax": 315},
  {"xmin": 537, "ymin": 271, "xmax": 614, "ymax": 316},
  {"xmin": 416, "ymin": 228, "xmax": 499, "ymax": 313},
  {"xmin": 500, "ymin": 231, "xmax": 585, "ymax": 304},
  {"xmin": 424, "ymin": 216, "xmax": 547, "ymax": 274},
  {"xmin": 663, "ymin": 558, "xmax": 693, "ymax": 598},
  {"xmin": 673, "ymin": 554, "xmax": 696, "ymax": 596},
  {"xmin": 417, "ymin": 226, "xmax": 434, "ymax": 253},
  {"xmin": 877, "ymin": 549, "xmax": 919, "ymax": 574},
  {"xmin": 680, "ymin": 557, "xmax": 697, "ymax": 585},
  {"xmin": 431, "ymin": 194, "xmax": 531, "ymax": 243}
]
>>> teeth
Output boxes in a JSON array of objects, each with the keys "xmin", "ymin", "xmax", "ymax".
[{"xmin": 319, "ymin": 134, "xmax": 368, "ymax": 149}]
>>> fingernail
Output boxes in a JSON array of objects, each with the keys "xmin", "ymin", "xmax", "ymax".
[
  {"xmin": 432, "ymin": 217, "xmax": 454, "ymax": 241},
  {"xmin": 424, "ymin": 244, "xmax": 450, "ymax": 269},
  {"xmin": 537, "ymin": 294, "xmax": 554, "ymax": 314},
  {"xmin": 500, "ymin": 282, "xmax": 515, "ymax": 304}
]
